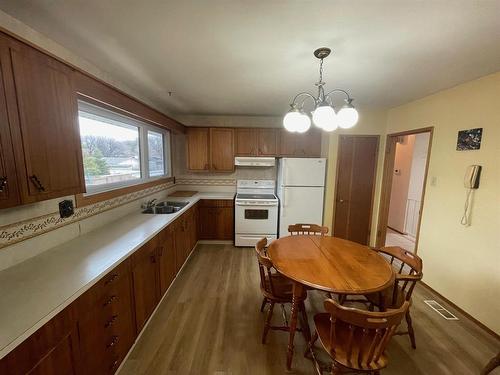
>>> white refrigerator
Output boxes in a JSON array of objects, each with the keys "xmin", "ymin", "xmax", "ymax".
[{"xmin": 277, "ymin": 158, "xmax": 327, "ymax": 237}]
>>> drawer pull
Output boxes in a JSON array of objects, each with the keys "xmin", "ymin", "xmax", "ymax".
[
  {"xmin": 105, "ymin": 273, "xmax": 119, "ymax": 285},
  {"xmin": 110, "ymin": 359, "xmax": 119, "ymax": 370},
  {"xmin": 105, "ymin": 314, "xmax": 118, "ymax": 328},
  {"xmin": 107, "ymin": 335, "xmax": 119, "ymax": 348},
  {"xmin": 103, "ymin": 295, "xmax": 117, "ymax": 306},
  {"xmin": 0, "ymin": 177, "xmax": 7, "ymax": 193}
]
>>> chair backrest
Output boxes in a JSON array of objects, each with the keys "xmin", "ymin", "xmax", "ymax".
[
  {"xmin": 324, "ymin": 298, "xmax": 409, "ymax": 367},
  {"xmin": 378, "ymin": 246, "xmax": 423, "ymax": 304},
  {"xmin": 255, "ymin": 238, "xmax": 277, "ymax": 296},
  {"xmin": 288, "ymin": 223, "xmax": 328, "ymax": 236}
]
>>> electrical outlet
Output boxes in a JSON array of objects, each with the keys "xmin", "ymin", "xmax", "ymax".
[{"xmin": 59, "ymin": 199, "xmax": 74, "ymax": 218}]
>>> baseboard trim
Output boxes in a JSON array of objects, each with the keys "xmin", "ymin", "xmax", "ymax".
[
  {"xmin": 420, "ymin": 281, "xmax": 500, "ymax": 341},
  {"xmin": 197, "ymin": 240, "xmax": 233, "ymax": 245}
]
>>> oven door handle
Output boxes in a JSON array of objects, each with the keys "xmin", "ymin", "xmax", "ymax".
[{"xmin": 236, "ymin": 202, "xmax": 275, "ymax": 207}]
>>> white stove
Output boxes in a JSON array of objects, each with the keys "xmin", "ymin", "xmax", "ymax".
[{"xmin": 235, "ymin": 180, "xmax": 278, "ymax": 247}]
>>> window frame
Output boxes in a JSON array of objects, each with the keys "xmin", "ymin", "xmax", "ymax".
[{"xmin": 78, "ymin": 101, "xmax": 171, "ymax": 196}]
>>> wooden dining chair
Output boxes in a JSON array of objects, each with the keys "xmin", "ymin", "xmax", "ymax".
[
  {"xmin": 288, "ymin": 223, "xmax": 329, "ymax": 236},
  {"xmin": 365, "ymin": 246, "xmax": 423, "ymax": 349},
  {"xmin": 255, "ymin": 238, "xmax": 309, "ymax": 344},
  {"xmin": 309, "ymin": 298, "xmax": 410, "ymax": 374}
]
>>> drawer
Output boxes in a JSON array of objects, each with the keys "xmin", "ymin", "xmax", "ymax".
[
  {"xmin": 78, "ymin": 259, "xmax": 130, "ymax": 313},
  {"xmin": 199, "ymin": 199, "xmax": 234, "ymax": 208}
]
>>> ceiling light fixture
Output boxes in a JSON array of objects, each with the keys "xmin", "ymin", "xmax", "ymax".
[{"xmin": 283, "ymin": 47, "xmax": 359, "ymax": 133}]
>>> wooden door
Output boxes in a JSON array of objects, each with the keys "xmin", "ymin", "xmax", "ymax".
[
  {"xmin": 187, "ymin": 127, "xmax": 210, "ymax": 171},
  {"xmin": 210, "ymin": 128, "xmax": 234, "ymax": 172},
  {"xmin": 258, "ymin": 128, "xmax": 278, "ymax": 156},
  {"xmin": 0, "ymin": 42, "xmax": 20, "ymax": 209},
  {"xmin": 131, "ymin": 237, "xmax": 160, "ymax": 332},
  {"xmin": 333, "ymin": 135, "xmax": 379, "ymax": 245},
  {"xmin": 235, "ymin": 128, "xmax": 257, "ymax": 156},
  {"xmin": 158, "ymin": 226, "xmax": 175, "ymax": 296},
  {"xmin": 5, "ymin": 37, "xmax": 84, "ymax": 203}
]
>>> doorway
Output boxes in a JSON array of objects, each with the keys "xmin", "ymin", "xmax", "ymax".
[
  {"xmin": 377, "ymin": 128, "xmax": 433, "ymax": 253},
  {"xmin": 333, "ymin": 135, "xmax": 379, "ymax": 245}
]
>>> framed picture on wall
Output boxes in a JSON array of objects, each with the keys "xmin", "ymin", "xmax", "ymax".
[{"xmin": 456, "ymin": 128, "xmax": 483, "ymax": 151}]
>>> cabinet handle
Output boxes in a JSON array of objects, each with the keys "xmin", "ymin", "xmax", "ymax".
[
  {"xmin": 158, "ymin": 246, "xmax": 164, "ymax": 257},
  {"xmin": 105, "ymin": 273, "xmax": 119, "ymax": 285},
  {"xmin": 0, "ymin": 177, "xmax": 7, "ymax": 193},
  {"xmin": 107, "ymin": 335, "xmax": 119, "ymax": 348},
  {"xmin": 150, "ymin": 253, "xmax": 156, "ymax": 263},
  {"xmin": 109, "ymin": 359, "xmax": 119, "ymax": 370},
  {"xmin": 29, "ymin": 175, "xmax": 45, "ymax": 192},
  {"xmin": 204, "ymin": 164, "xmax": 209, "ymax": 170},
  {"xmin": 105, "ymin": 314, "xmax": 119, "ymax": 328},
  {"xmin": 103, "ymin": 295, "xmax": 117, "ymax": 306},
  {"xmin": 212, "ymin": 165, "xmax": 218, "ymax": 170}
]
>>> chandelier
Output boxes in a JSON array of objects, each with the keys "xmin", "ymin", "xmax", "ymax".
[{"xmin": 283, "ymin": 47, "xmax": 359, "ymax": 133}]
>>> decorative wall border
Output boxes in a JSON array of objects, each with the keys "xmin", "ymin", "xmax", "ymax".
[
  {"xmin": 175, "ymin": 178, "xmax": 236, "ymax": 186},
  {"xmin": 0, "ymin": 180, "xmax": 175, "ymax": 249}
]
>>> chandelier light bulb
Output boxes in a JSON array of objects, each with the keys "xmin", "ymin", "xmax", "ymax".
[
  {"xmin": 295, "ymin": 113, "xmax": 311, "ymax": 133},
  {"xmin": 337, "ymin": 103, "xmax": 359, "ymax": 129},
  {"xmin": 283, "ymin": 110, "xmax": 303, "ymax": 132},
  {"xmin": 312, "ymin": 104, "xmax": 337, "ymax": 131}
]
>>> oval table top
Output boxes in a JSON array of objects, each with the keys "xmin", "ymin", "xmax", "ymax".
[{"xmin": 267, "ymin": 235, "xmax": 394, "ymax": 295}]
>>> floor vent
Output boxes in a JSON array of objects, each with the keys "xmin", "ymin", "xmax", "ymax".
[{"xmin": 424, "ymin": 300, "xmax": 459, "ymax": 320}]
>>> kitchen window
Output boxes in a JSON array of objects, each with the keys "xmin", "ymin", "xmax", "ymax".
[{"xmin": 78, "ymin": 101, "xmax": 171, "ymax": 194}]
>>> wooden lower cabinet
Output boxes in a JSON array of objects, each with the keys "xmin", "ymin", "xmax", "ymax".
[
  {"xmin": 0, "ymin": 306, "xmax": 81, "ymax": 375},
  {"xmin": 198, "ymin": 199, "xmax": 234, "ymax": 240},
  {"xmin": 131, "ymin": 236, "xmax": 161, "ymax": 333},
  {"xmin": 0, "ymin": 204, "xmax": 204, "ymax": 375}
]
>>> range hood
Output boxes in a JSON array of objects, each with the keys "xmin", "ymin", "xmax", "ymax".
[{"xmin": 234, "ymin": 157, "xmax": 275, "ymax": 167}]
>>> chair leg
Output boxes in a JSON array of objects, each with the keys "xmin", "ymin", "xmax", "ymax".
[
  {"xmin": 406, "ymin": 310, "xmax": 417, "ymax": 349},
  {"xmin": 260, "ymin": 297, "xmax": 267, "ymax": 312},
  {"xmin": 281, "ymin": 303, "xmax": 289, "ymax": 326},
  {"xmin": 262, "ymin": 301, "xmax": 275, "ymax": 344}
]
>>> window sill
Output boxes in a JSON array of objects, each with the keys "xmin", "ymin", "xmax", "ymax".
[{"xmin": 75, "ymin": 176, "xmax": 174, "ymax": 207}]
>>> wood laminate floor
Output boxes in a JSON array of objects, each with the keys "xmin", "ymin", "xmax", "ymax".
[{"xmin": 119, "ymin": 244, "xmax": 499, "ymax": 375}]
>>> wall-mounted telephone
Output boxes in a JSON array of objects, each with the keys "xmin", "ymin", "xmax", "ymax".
[
  {"xmin": 461, "ymin": 165, "xmax": 482, "ymax": 226},
  {"xmin": 464, "ymin": 165, "xmax": 481, "ymax": 189}
]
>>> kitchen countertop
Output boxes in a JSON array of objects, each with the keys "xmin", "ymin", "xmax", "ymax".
[{"xmin": 0, "ymin": 191, "xmax": 235, "ymax": 360}]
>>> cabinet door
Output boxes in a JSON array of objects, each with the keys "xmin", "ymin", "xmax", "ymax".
[
  {"xmin": 258, "ymin": 128, "xmax": 278, "ymax": 156},
  {"xmin": 278, "ymin": 129, "xmax": 298, "ymax": 156},
  {"xmin": 199, "ymin": 200, "xmax": 234, "ymax": 240},
  {"xmin": 187, "ymin": 127, "xmax": 210, "ymax": 171},
  {"xmin": 158, "ymin": 226, "xmax": 175, "ymax": 296},
  {"xmin": 297, "ymin": 129, "xmax": 322, "ymax": 157},
  {"xmin": 0, "ymin": 307, "xmax": 80, "ymax": 375},
  {"xmin": 210, "ymin": 128, "xmax": 234, "ymax": 172},
  {"xmin": 199, "ymin": 205, "xmax": 216, "ymax": 240},
  {"xmin": 131, "ymin": 237, "xmax": 160, "ymax": 332},
  {"xmin": 218, "ymin": 207, "xmax": 235, "ymax": 240},
  {"xmin": 235, "ymin": 128, "xmax": 257, "ymax": 156},
  {"xmin": 5, "ymin": 37, "xmax": 84, "ymax": 203},
  {"xmin": 174, "ymin": 218, "xmax": 188, "ymax": 272},
  {"xmin": 0, "ymin": 43, "xmax": 20, "ymax": 208}
]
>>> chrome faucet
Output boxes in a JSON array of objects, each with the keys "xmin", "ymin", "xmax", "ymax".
[{"xmin": 141, "ymin": 199, "xmax": 157, "ymax": 209}]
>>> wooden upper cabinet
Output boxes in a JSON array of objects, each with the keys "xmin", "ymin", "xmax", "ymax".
[
  {"xmin": 210, "ymin": 128, "xmax": 234, "ymax": 172},
  {"xmin": 187, "ymin": 127, "xmax": 210, "ymax": 171},
  {"xmin": 235, "ymin": 128, "xmax": 278, "ymax": 156},
  {"xmin": 278, "ymin": 129, "xmax": 322, "ymax": 157},
  {"xmin": 0, "ymin": 43, "xmax": 20, "ymax": 209},
  {"xmin": 258, "ymin": 128, "xmax": 278, "ymax": 156},
  {"xmin": 4, "ymin": 37, "xmax": 84, "ymax": 203},
  {"xmin": 235, "ymin": 128, "xmax": 258, "ymax": 156}
]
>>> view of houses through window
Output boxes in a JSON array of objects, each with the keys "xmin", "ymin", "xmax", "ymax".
[{"xmin": 78, "ymin": 102, "xmax": 170, "ymax": 193}]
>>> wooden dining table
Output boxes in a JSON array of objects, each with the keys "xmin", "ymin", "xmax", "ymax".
[{"xmin": 267, "ymin": 235, "xmax": 395, "ymax": 370}]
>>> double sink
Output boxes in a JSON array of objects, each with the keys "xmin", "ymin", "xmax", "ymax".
[{"xmin": 142, "ymin": 200, "xmax": 189, "ymax": 214}]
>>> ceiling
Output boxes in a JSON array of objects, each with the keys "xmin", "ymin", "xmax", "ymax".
[{"xmin": 1, "ymin": 1, "xmax": 499, "ymax": 117}]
